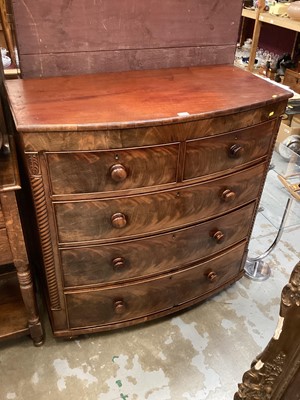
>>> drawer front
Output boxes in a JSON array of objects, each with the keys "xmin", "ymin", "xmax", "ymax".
[
  {"xmin": 47, "ymin": 144, "xmax": 179, "ymax": 195},
  {"xmin": 0, "ymin": 228, "xmax": 13, "ymax": 265},
  {"xmin": 61, "ymin": 203, "xmax": 255, "ymax": 288},
  {"xmin": 66, "ymin": 243, "xmax": 246, "ymax": 329},
  {"xmin": 184, "ymin": 120, "xmax": 275, "ymax": 180},
  {"xmin": 23, "ymin": 102, "xmax": 286, "ymax": 153},
  {"xmin": 55, "ymin": 163, "xmax": 265, "ymax": 244}
]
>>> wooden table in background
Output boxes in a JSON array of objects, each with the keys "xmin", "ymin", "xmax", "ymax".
[{"xmin": 0, "ymin": 137, "xmax": 43, "ymax": 346}]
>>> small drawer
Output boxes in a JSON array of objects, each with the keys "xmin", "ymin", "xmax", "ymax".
[
  {"xmin": 55, "ymin": 162, "xmax": 266, "ymax": 244},
  {"xmin": 0, "ymin": 228, "xmax": 13, "ymax": 266},
  {"xmin": 61, "ymin": 202, "xmax": 255, "ymax": 288},
  {"xmin": 184, "ymin": 120, "xmax": 276, "ymax": 181},
  {"xmin": 47, "ymin": 143, "xmax": 179, "ymax": 195},
  {"xmin": 66, "ymin": 242, "xmax": 246, "ymax": 329}
]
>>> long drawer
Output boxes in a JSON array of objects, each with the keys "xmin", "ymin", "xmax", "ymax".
[
  {"xmin": 61, "ymin": 202, "xmax": 255, "ymax": 288},
  {"xmin": 184, "ymin": 120, "xmax": 275, "ymax": 181},
  {"xmin": 55, "ymin": 163, "xmax": 266, "ymax": 244},
  {"xmin": 47, "ymin": 143, "xmax": 179, "ymax": 195},
  {"xmin": 66, "ymin": 242, "xmax": 246, "ymax": 329}
]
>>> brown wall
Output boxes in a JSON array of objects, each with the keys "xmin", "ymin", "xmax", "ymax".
[{"xmin": 11, "ymin": 0, "xmax": 243, "ymax": 78}]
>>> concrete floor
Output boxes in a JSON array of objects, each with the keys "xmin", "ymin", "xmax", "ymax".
[
  {"xmin": 1, "ymin": 165, "xmax": 299, "ymax": 399},
  {"xmin": 0, "ymin": 220, "xmax": 299, "ymax": 400}
]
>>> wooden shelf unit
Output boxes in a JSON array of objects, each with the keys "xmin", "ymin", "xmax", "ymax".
[
  {"xmin": 242, "ymin": 9, "xmax": 300, "ymax": 32},
  {"xmin": 241, "ymin": 8, "xmax": 300, "ymax": 71}
]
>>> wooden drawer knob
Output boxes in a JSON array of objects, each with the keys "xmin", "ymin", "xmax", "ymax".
[
  {"xmin": 112, "ymin": 257, "xmax": 126, "ymax": 272},
  {"xmin": 221, "ymin": 189, "xmax": 236, "ymax": 202},
  {"xmin": 211, "ymin": 230, "xmax": 225, "ymax": 243},
  {"xmin": 109, "ymin": 164, "xmax": 127, "ymax": 182},
  {"xmin": 229, "ymin": 144, "xmax": 244, "ymax": 158},
  {"xmin": 207, "ymin": 271, "xmax": 218, "ymax": 282},
  {"xmin": 111, "ymin": 212, "xmax": 127, "ymax": 228},
  {"xmin": 114, "ymin": 300, "xmax": 126, "ymax": 314}
]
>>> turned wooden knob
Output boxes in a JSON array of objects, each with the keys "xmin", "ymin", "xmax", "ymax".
[
  {"xmin": 211, "ymin": 230, "xmax": 225, "ymax": 243},
  {"xmin": 114, "ymin": 300, "xmax": 126, "ymax": 314},
  {"xmin": 221, "ymin": 189, "xmax": 236, "ymax": 202},
  {"xmin": 111, "ymin": 212, "xmax": 127, "ymax": 228},
  {"xmin": 207, "ymin": 271, "xmax": 218, "ymax": 282},
  {"xmin": 109, "ymin": 164, "xmax": 127, "ymax": 182},
  {"xmin": 112, "ymin": 257, "xmax": 126, "ymax": 272},
  {"xmin": 229, "ymin": 144, "xmax": 244, "ymax": 158}
]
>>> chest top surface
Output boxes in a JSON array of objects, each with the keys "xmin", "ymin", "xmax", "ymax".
[{"xmin": 5, "ymin": 65, "xmax": 292, "ymax": 132}]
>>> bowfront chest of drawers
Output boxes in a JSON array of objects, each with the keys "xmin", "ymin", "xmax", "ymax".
[{"xmin": 5, "ymin": 65, "xmax": 291, "ymax": 337}]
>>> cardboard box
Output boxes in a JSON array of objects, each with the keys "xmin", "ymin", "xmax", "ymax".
[{"xmin": 277, "ymin": 119, "xmax": 300, "ymax": 144}]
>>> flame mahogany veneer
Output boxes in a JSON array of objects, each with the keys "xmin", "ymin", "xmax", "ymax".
[{"xmin": 5, "ymin": 65, "xmax": 292, "ymax": 337}]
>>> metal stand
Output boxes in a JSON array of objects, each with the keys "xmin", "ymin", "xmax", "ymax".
[{"xmin": 244, "ymin": 197, "xmax": 293, "ymax": 281}]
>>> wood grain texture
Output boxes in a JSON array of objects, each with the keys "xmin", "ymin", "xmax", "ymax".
[
  {"xmin": 0, "ymin": 206, "xmax": 5, "ymax": 227},
  {"xmin": 66, "ymin": 243, "xmax": 246, "ymax": 329},
  {"xmin": 0, "ymin": 227, "xmax": 12, "ymax": 264},
  {"xmin": 0, "ymin": 139, "xmax": 20, "ymax": 192},
  {"xmin": 0, "ymin": 190, "xmax": 44, "ymax": 345},
  {"xmin": 28, "ymin": 160, "xmax": 61, "ymax": 311},
  {"xmin": 10, "ymin": 0, "xmax": 242, "ymax": 77},
  {"xmin": 46, "ymin": 118, "xmax": 277, "ymax": 196},
  {"xmin": 55, "ymin": 163, "xmax": 265, "ymax": 244},
  {"xmin": 47, "ymin": 143, "xmax": 179, "ymax": 195},
  {"xmin": 0, "ymin": 140, "xmax": 44, "ymax": 345},
  {"xmin": 20, "ymin": 101, "xmax": 287, "ymax": 152},
  {"xmin": 5, "ymin": 66, "xmax": 291, "ymax": 337},
  {"xmin": 0, "ymin": 191, "xmax": 28, "ymax": 266},
  {"xmin": 184, "ymin": 119, "xmax": 276, "ymax": 180},
  {"xmin": 61, "ymin": 203, "xmax": 255, "ymax": 288},
  {"xmin": 0, "ymin": 273, "xmax": 29, "ymax": 339},
  {"xmin": 5, "ymin": 66, "xmax": 292, "ymax": 132}
]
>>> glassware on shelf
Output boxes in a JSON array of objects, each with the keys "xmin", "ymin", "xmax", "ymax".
[
  {"xmin": 1, "ymin": 47, "xmax": 11, "ymax": 68},
  {"xmin": 242, "ymin": 38, "xmax": 252, "ymax": 63}
]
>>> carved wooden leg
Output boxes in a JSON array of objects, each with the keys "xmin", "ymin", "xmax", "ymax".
[
  {"xmin": 1, "ymin": 190, "xmax": 44, "ymax": 345},
  {"xmin": 16, "ymin": 267, "xmax": 44, "ymax": 346},
  {"xmin": 234, "ymin": 261, "xmax": 300, "ymax": 400}
]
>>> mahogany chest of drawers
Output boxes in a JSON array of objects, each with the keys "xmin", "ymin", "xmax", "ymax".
[{"xmin": 4, "ymin": 65, "xmax": 291, "ymax": 337}]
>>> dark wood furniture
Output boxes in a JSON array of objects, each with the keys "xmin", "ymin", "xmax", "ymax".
[
  {"xmin": 4, "ymin": 65, "xmax": 292, "ymax": 338},
  {"xmin": 283, "ymin": 68, "xmax": 300, "ymax": 94},
  {"xmin": 235, "ymin": 260, "xmax": 300, "ymax": 400},
  {"xmin": 0, "ymin": 137, "xmax": 43, "ymax": 345}
]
